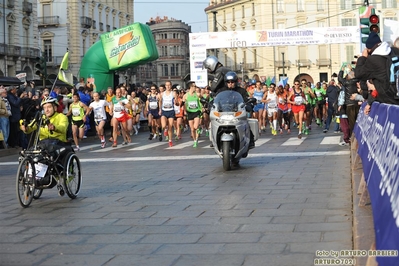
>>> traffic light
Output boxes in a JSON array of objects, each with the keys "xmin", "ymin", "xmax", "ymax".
[
  {"xmin": 35, "ymin": 56, "xmax": 47, "ymax": 78},
  {"xmin": 360, "ymin": 7, "xmax": 380, "ymax": 43}
]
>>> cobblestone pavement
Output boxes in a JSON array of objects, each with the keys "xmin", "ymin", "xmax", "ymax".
[{"xmin": 0, "ymin": 125, "xmax": 352, "ymax": 266}]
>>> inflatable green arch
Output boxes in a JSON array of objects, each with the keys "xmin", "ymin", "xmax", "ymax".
[{"xmin": 79, "ymin": 23, "xmax": 158, "ymax": 92}]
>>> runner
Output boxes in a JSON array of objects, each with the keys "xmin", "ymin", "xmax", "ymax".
[
  {"xmin": 109, "ymin": 88, "xmax": 131, "ymax": 147},
  {"xmin": 313, "ymin": 82, "xmax": 326, "ymax": 126},
  {"xmin": 288, "ymin": 80, "xmax": 306, "ymax": 139},
  {"xmin": 87, "ymin": 92, "xmax": 109, "ymax": 148},
  {"xmin": 302, "ymin": 79, "xmax": 315, "ymax": 135},
  {"xmin": 183, "ymin": 81, "xmax": 202, "ymax": 147},
  {"xmin": 264, "ymin": 84, "xmax": 278, "ymax": 136},
  {"xmin": 173, "ymin": 88, "xmax": 184, "ymax": 141},
  {"xmin": 159, "ymin": 81, "xmax": 176, "ymax": 147},
  {"xmin": 252, "ymin": 81, "xmax": 265, "ymax": 134},
  {"xmin": 276, "ymin": 85, "xmax": 291, "ymax": 134},
  {"xmin": 66, "ymin": 93, "xmax": 88, "ymax": 151},
  {"xmin": 145, "ymin": 84, "xmax": 162, "ymax": 140}
]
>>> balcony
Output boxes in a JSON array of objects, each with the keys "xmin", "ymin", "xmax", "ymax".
[
  {"xmin": 20, "ymin": 47, "xmax": 40, "ymax": 58},
  {"xmin": 23, "ymin": 1, "xmax": 32, "ymax": 14},
  {"xmin": 38, "ymin": 16, "xmax": 60, "ymax": 27},
  {"xmin": 316, "ymin": 59, "xmax": 332, "ymax": 68},
  {"xmin": 295, "ymin": 59, "xmax": 312, "ymax": 68},
  {"xmin": 275, "ymin": 60, "xmax": 292, "ymax": 69},
  {"xmin": 7, "ymin": 45, "xmax": 21, "ymax": 57},
  {"xmin": 80, "ymin": 16, "xmax": 92, "ymax": 29},
  {"xmin": 99, "ymin": 22, "xmax": 104, "ymax": 31}
]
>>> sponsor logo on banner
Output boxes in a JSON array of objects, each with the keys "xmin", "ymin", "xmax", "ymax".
[{"xmin": 194, "ymin": 62, "xmax": 203, "ymax": 69}]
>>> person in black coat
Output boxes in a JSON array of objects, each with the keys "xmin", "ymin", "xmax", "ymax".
[
  {"xmin": 338, "ymin": 65, "xmax": 360, "ymax": 133},
  {"xmin": 354, "ymin": 32, "xmax": 399, "ymax": 114},
  {"xmin": 203, "ymin": 56, "xmax": 232, "ymax": 93},
  {"xmin": 6, "ymin": 86, "xmax": 22, "ymax": 148},
  {"xmin": 323, "ymin": 80, "xmax": 339, "ymax": 133}
]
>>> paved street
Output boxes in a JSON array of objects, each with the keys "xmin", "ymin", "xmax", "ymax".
[{"xmin": 0, "ymin": 125, "xmax": 352, "ymax": 266}]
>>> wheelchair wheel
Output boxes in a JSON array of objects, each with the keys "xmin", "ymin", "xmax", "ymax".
[
  {"xmin": 33, "ymin": 188, "xmax": 43, "ymax": 199},
  {"xmin": 62, "ymin": 152, "xmax": 82, "ymax": 199},
  {"xmin": 16, "ymin": 158, "xmax": 35, "ymax": 208}
]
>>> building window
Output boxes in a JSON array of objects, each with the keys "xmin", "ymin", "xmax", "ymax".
[
  {"xmin": 92, "ymin": 20, "xmax": 96, "ymax": 29},
  {"xmin": 346, "ymin": 45, "xmax": 354, "ymax": 63},
  {"xmin": 340, "ymin": 0, "xmax": 353, "ymax": 10},
  {"xmin": 232, "ymin": 8, "xmax": 235, "ymax": 21},
  {"xmin": 277, "ymin": 0, "xmax": 284, "ymax": 13},
  {"xmin": 223, "ymin": 10, "xmax": 226, "ymax": 23},
  {"xmin": 171, "ymin": 64, "xmax": 175, "ymax": 76},
  {"xmin": 242, "ymin": 5, "xmax": 245, "ymax": 18},
  {"xmin": 383, "ymin": 0, "xmax": 397, "ymax": 8},
  {"xmin": 99, "ymin": 22, "xmax": 104, "ymax": 31},
  {"xmin": 317, "ymin": 0, "xmax": 324, "ymax": 11},
  {"xmin": 163, "ymin": 64, "xmax": 168, "ymax": 76},
  {"xmin": 252, "ymin": 3, "xmax": 255, "ymax": 16},
  {"xmin": 319, "ymin": 45, "xmax": 327, "ymax": 59},
  {"xmin": 297, "ymin": 0, "xmax": 304, "ymax": 12},
  {"xmin": 44, "ymin": 39, "xmax": 52, "ymax": 62},
  {"xmin": 42, "ymin": 4, "xmax": 51, "ymax": 16},
  {"xmin": 342, "ymin": 18, "xmax": 356, "ymax": 26}
]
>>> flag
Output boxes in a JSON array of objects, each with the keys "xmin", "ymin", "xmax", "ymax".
[
  {"xmin": 271, "ymin": 76, "xmax": 276, "ymax": 85},
  {"xmin": 58, "ymin": 52, "xmax": 74, "ymax": 86},
  {"xmin": 265, "ymin": 77, "xmax": 272, "ymax": 86}
]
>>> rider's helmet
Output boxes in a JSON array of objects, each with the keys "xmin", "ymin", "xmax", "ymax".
[
  {"xmin": 41, "ymin": 96, "xmax": 59, "ymax": 107},
  {"xmin": 202, "ymin": 56, "xmax": 219, "ymax": 73},
  {"xmin": 224, "ymin": 71, "xmax": 238, "ymax": 88}
]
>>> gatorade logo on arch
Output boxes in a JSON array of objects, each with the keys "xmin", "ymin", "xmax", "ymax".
[{"xmin": 109, "ymin": 32, "xmax": 140, "ymax": 65}]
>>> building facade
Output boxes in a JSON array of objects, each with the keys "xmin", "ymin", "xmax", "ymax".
[
  {"xmin": 0, "ymin": 0, "xmax": 39, "ymax": 79},
  {"xmin": 36, "ymin": 0, "xmax": 133, "ymax": 81},
  {"xmin": 205, "ymin": 0, "xmax": 398, "ymax": 84},
  {"xmin": 133, "ymin": 16, "xmax": 191, "ymax": 88}
]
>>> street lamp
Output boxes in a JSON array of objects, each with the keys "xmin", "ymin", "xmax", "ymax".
[{"xmin": 282, "ymin": 52, "xmax": 285, "ymax": 77}]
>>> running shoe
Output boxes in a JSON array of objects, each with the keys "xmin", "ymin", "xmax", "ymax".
[
  {"xmin": 205, "ymin": 130, "xmax": 209, "ymax": 137},
  {"xmin": 112, "ymin": 142, "xmax": 117, "ymax": 147},
  {"xmin": 164, "ymin": 129, "xmax": 168, "ymax": 136},
  {"xmin": 279, "ymin": 128, "xmax": 283, "ymax": 135},
  {"xmin": 304, "ymin": 129, "xmax": 309, "ymax": 135},
  {"xmin": 175, "ymin": 135, "xmax": 179, "ymax": 141},
  {"xmin": 298, "ymin": 133, "xmax": 302, "ymax": 139},
  {"xmin": 122, "ymin": 141, "xmax": 127, "ymax": 146},
  {"xmin": 193, "ymin": 141, "xmax": 198, "ymax": 148},
  {"xmin": 339, "ymin": 141, "xmax": 349, "ymax": 146},
  {"xmin": 149, "ymin": 133, "xmax": 154, "ymax": 140},
  {"xmin": 168, "ymin": 141, "xmax": 173, "ymax": 147},
  {"xmin": 323, "ymin": 129, "xmax": 328, "ymax": 133},
  {"xmin": 152, "ymin": 134, "xmax": 158, "ymax": 140},
  {"xmin": 101, "ymin": 142, "xmax": 106, "ymax": 149},
  {"xmin": 74, "ymin": 146, "xmax": 80, "ymax": 152},
  {"xmin": 158, "ymin": 134, "xmax": 163, "ymax": 141},
  {"xmin": 83, "ymin": 136, "xmax": 87, "ymax": 139},
  {"xmin": 165, "ymin": 136, "xmax": 169, "ymax": 141}
]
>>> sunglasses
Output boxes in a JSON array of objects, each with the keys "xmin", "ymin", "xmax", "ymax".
[
  {"xmin": 294, "ymin": 83, "xmax": 300, "ymax": 85},
  {"xmin": 226, "ymin": 81, "xmax": 235, "ymax": 84},
  {"xmin": 301, "ymin": 82, "xmax": 306, "ymax": 84}
]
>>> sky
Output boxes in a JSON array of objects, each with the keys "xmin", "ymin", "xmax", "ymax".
[{"xmin": 133, "ymin": 1, "xmax": 209, "ymax": 33}]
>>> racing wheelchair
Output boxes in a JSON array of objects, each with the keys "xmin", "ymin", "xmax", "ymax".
[{"xmin": 16, "ymin": 110, "xmax": 82, "ymax": 208}]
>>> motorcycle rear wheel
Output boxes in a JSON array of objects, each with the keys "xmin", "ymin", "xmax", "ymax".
[{"xmin": 222, "ymin": 141, "xmax": 231, "ymax": 171}]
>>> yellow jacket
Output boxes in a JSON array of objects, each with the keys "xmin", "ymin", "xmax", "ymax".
[{"xmin": 20, "ymin": 112, "xmax": 69, "ymax": 142}]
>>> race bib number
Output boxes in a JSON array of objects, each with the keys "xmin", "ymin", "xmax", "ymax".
[
  {"xmin": 316, "ymin": 91, "xmax": 321, "ymax": 97},
  {"xmin": 149, "ymin": 101, "xmax": 158, "ymax": 110},
  {"xmin": 268, "ymin": 100, "xmax": 276, "ymax": 108},
  {"xmin": 174, "ymin": 105, "xmax": 180, "ymax": 114},
  {"xmin": 114, "ymin": 106, "xmax": 123, "ymax": 112},
  {"xmin": 72, "ymin": 108, "xmax": 80, "ymax": 117},
  {"xmin": 294, "ymin": 96, "xmax": 303, "ymax": 105},
  {"xmin": 163, "ymin": 99, "xmax": 173, "ymax": 109},
  {"xmin": 28, "ymin": 162, "xmax": 48, "ymax": 179},
  {"xmin": 188, "ymin": 101, "xmax": 198, "ymax": 109}
]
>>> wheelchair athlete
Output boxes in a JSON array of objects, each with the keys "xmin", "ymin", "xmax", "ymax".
[{"xmin": 20, "ymin": 96, "xmax": 72, "ymax": 158}]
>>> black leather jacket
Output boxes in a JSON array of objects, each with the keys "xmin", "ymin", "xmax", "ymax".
[{"xmin": 210, "ymin": 66, "xmax": 232, "ymax": 93}]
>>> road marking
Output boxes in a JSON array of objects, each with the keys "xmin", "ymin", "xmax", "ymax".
[
  {"xmin": 128, "ymin": 141, "xmax": 166, "ymax": 151},
  {"xmin": 91, "ymin": 143, "xmax": 138, "ymax": 153},
  {"xmin": 167, "ymin": 140, "xmax": 204, "ymax": 149},
  {"xmin": 320, "ymin": 136, "xmax": 341, "ymax": 145},
  {"xmin": 281, "ymin": 137, "xmax": 306, "ymax": 146},
  {"xmin": 76, "ymin": 144, "xmax": 102, "ymax": 151},
  {"xmin": 202, "ymin": 138, "xmax": 271, "ymax": 149}
]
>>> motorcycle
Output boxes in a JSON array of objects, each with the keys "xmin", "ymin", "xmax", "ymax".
[{"xmin": 208, "ymin": 90, "xmax": 258, "ymax": 171}]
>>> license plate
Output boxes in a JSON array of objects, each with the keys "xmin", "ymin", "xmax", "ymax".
[{"xmin": 28, "ymin": 162, "xmax": 48, "ymax": 179}]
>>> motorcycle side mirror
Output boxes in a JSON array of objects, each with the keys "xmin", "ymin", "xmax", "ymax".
[{"xmin": 247, "ymin": 98, "xmax": 257, "ymax": 104}]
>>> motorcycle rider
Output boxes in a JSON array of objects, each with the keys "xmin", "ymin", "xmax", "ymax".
[
  {"xmin": 218, "ymin": 71, "xmax": 255, "ymax": 149},
  {"xmin": 203, "ymin": 55, "xmax": 232, "ymax": 93}
]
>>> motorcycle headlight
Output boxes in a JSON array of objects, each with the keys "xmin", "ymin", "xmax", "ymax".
[{"xmin": 216, "ymin": 114, "xmax": 238, "ymax": 124}]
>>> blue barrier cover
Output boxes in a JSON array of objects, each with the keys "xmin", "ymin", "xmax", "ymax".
[{"xmin": 354, "ymin": 102, "xmax": 399, "ymax": 265}]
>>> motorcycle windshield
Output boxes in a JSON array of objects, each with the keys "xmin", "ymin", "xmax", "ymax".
[{"xmin": 213, "ymin": 91, "xmax": 244, "ymax": 112}]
